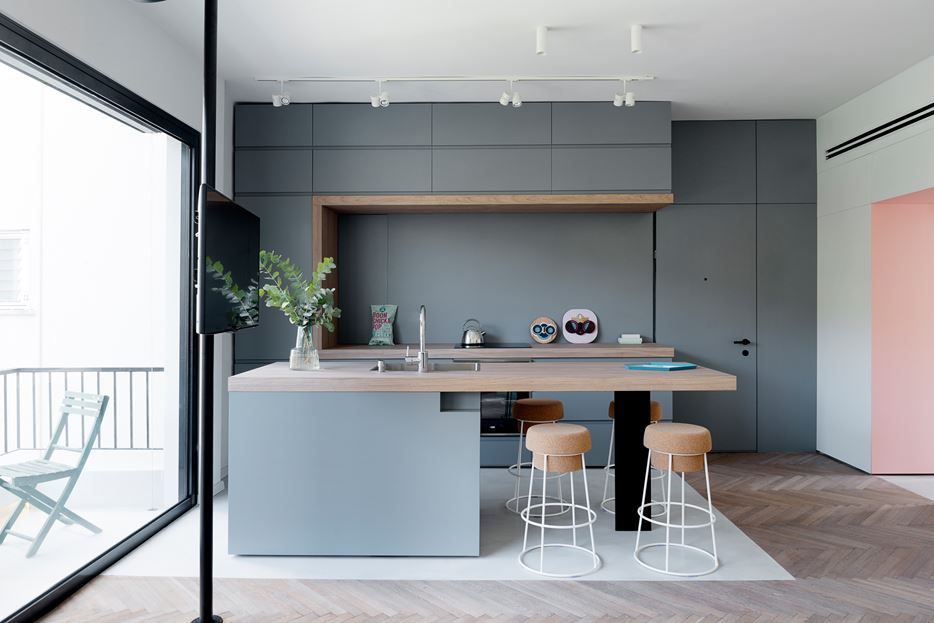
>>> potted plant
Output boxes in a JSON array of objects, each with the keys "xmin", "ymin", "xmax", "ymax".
[{"xmin": 258, "ymin": 251, "xmax": 341, "ymax": 370}]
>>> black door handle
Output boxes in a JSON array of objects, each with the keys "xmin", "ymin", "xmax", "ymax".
[{"xmin": 733, "ymin": 338, "xmax": 751, "ymax": 346}]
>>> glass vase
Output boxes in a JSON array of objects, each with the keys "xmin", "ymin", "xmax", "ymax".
[{"xmin": 289, "ymin": 326, "xmax": 320, "ymax": 371}]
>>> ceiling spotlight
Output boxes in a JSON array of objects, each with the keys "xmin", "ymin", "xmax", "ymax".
[
  {"xmin": 613, "ymin": 80, "xmax": 627, "ymax": 107},
  {"xmin": 370, "ymin": 81, "xmax": 389, "ymax": 108},
  {"xmin": 536, "ymin": 25, "xmax": 548, "ymax": 56},
  {"xmin": 625, "ymin": 91, "xmax": 636, "ymax": 107},
  {"xmin": 272, "ymin": 81, "xmax": 290, "ymax": 107},
  {"xmin": 500, "ymin": 80, "xmax": 515, "ymax": 106},
  {"xmin": 631, "ymin": 24, "xmax": 643, "ymax": 54},
  {"xmin": 511, "ymin": 91, "xmax": 522, "ymax": 108}
]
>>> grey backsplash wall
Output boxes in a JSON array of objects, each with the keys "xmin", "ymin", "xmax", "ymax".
[{"xmin": 338, "ymin": 212, "xmax": 654, "ymax": 344}]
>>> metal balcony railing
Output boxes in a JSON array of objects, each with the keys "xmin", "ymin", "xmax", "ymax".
[{"xmin": 0, "ymin": 367, "xmax": 165, "ymax": 453}]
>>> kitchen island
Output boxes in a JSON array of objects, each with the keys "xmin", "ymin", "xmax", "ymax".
[{"xmin": 228, "ymin": 361, "xmax": 735, "ymax": 556}]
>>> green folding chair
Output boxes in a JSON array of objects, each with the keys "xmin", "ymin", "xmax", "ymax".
[{"xmin": 0, "ymin": 391, "xmax": 109, "ymax": 557}]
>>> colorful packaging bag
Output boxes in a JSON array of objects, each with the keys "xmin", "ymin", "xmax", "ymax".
[{"xmin": 369, "ymin": 304, "xmax": 398, "ymax": 345}]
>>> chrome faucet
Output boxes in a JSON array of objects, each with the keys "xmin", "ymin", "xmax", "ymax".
[
  {"xmin": 417, "ymin": 304, "xmax": 428, "ymax": 373},
  {"xmin": 403, "ymin": 305, "xmax": 429, "ymax": 372}
]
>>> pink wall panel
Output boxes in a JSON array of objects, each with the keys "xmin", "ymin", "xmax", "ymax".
[{"xmin": 871, "ymin": 191, "xmax": 934, "ymax": 473}]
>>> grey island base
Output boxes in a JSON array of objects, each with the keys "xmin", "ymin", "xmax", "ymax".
[{"xmin": 228, "ymin": 361, "xmax": 736, "ymax": 556}]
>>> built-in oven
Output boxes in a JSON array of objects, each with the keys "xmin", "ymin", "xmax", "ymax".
[
  {"xmin": 453, "ymin": 342, "xmax": 533, "ymax": 436},
  {"xmin": 480, "ymin": 391, "xmax": 531, "ymax": 435}
]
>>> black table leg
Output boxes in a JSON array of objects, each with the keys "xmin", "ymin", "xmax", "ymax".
[{"xmin": 614, "ymin": 390, "xmax": 651, "ymax": 531}]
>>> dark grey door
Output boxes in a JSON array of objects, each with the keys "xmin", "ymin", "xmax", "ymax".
[{"xmin": 656, "ymin": 204, "xmax": 757, "ymax": 451}]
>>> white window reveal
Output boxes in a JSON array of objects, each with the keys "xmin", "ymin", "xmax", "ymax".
[{"xmin": 0, "ymin": 230, "xmax": 30, "ymax": 310}]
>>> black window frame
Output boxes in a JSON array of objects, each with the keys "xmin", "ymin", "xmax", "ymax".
[{"xmin": 0, "ymin": 11, "xmax": 200, "ymax": 623}]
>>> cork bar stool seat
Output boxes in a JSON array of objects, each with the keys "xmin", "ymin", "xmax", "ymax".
[
  {"xmin": 506, "ymin": 398, "xmax": 569, "ymax": 516},
  {"xmin": 519, "ymin": 423, "xmax": 600, "ymax": 578},
  {"xmin": 602, "ymin": 399, "xmax": 665, "ymax": 515},
  {"xmin": 634, "ymin": 422, "xmax": 719, "ymax": 577},
  {"xmin": 644, "ymin": 422, "xmax": 712, "ymax": 473}
]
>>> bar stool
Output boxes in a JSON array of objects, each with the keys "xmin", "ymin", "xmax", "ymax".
[
  {"xmin": 506, "ymin": 398, "xmax": 568, "ymax": 516},
  {"xmin": 634, "ymin": 422, "xmax": 718, "ymax": 577},
  {"xmin": 602, "ymin": 400, "xmax": 665, "ymax": 515},
  {"xmin": 519, "ymin": 423, "xmax": 600, "ymax": 577}
]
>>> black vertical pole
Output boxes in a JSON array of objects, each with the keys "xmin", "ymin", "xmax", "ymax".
[{"xmin": 195, "ymin": 0, "xmax": 220, "ymax": 622}]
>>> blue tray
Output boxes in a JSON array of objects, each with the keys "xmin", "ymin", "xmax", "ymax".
[{"xmin": 625, "ymin": 362, "xmax": 697, "ymax": 371}]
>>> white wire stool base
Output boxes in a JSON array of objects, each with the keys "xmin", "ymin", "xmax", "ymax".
[
  {"xmin": 633, "ymin": 450, "xmax": 719, "ymax": 577},
  {"xmin": 601, "ymin": 419, "xmax": 666, "ymax": 516},
  {"xmin": 518, "ymin": 453, "xmax": 600, "ymax": 578},
  {"xmin": 506, "ymin": 420, "xmax": 570, "ymax": 517},
  {"xmin": 601, "ymin": 464, "xmax": 667, "ymax": 517}
]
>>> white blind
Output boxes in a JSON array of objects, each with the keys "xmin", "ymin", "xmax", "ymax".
[{"xmin": 0, "ymin": 232, "xmax": 26, "ymax": 307}]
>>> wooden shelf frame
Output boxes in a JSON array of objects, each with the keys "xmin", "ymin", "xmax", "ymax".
[{"xmin": 311, "ymin": 193, "xmax": 674, "ymax": 349}]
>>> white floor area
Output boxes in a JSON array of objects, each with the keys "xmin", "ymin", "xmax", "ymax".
[
  {"xmin": 0, "ymin": 505, "xmax": 161, "ymax": 620},
  {"xmin": 882, "ymin": 475, "xmax": 934, "ymax": 502},
  {"xmin": 108, "ymin": 469, "xmax": 791, "ymax": 582}
]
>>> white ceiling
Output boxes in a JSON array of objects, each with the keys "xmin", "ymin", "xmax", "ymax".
[{"xmin": 136, "ymin": 0, "xmax": 934, "ymax": 119}]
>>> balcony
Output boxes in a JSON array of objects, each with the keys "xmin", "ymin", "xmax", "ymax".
[{"xmin": 0, "ymin": 367, "xmax": 173, "ymax": 619}]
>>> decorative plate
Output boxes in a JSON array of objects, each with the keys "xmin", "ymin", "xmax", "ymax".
[
  {"xmin": 530, "ymin": 316, "xmax": 559, "ymax": 344},
  {"xmin": 562, "ymin": 309, "xmax": 599, "ymax": 344}
]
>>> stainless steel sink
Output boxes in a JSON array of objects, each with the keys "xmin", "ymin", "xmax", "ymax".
[{"xmin": 372, "ymin": 361, "xmax": 481, "ymax": 373}]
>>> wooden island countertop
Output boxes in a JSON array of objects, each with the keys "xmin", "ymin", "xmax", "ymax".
[
  {"xmin": 228, "ymin": 360, "xmax": 735, "ymax": 393},
  {"xmin": 318, "ymin": 342, "xmax": 674, "ymax": 361}
]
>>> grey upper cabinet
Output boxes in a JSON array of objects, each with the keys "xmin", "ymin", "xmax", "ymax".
[
  {"xmin": 756, "ymin": 120, "xmax": 817, "ymax": 204},
  {"xmin": 313, "ymin": 149, "xmax": 431, "ymax": 193},
  {"xmin": 235, "ymin": 103, "xmax": 313, "ymax": 147},
  {"xmin": 552, "ymin": 146, "xmax": 671, "ymax": 192},
  {"xmin": 431, "ymin": 103, "xmax": 551, "ymax": 145},
  {"xmin": 232, "ymin": 195, "xmax": 313, "ymax": 361},
  {"xmin": 672, "ymin": 121, "xmax": 756, "ymax": 204},
  {"xmin": 432, "ymin": 148, "xmax": 550, "ymax": 192},
  {"xmin": 235, "ymin": 150, "xmax": 313, "ymax": 194},
  {"xmin": 552, "ymin": 102, "xmax": 671, "ymax": 145},
  {"xmin": 313, "ymin": 104, "xmax": 431, "ymax": 146}
]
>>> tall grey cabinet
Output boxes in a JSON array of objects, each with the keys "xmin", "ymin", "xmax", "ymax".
[{"xmin": 657, "ymin": 120, "xmax": 816, "ymax": 452}]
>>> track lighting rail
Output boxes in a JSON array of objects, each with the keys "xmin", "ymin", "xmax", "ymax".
[{"xmin": 258, "ymin": 75, "xmax": 655, "ymax": 108}]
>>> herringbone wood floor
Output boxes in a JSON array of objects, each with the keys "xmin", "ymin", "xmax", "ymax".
[{"xmin": 38, "ymin": 453, "xmax": 934, "ymax": 622}]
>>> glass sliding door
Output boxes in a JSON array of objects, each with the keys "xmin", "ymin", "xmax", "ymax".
[{"xmin": 0, "ymin": 17, "xmax": 197, "ymax": 623}]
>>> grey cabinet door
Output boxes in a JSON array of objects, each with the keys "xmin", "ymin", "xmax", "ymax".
[
  {"xmin": 552, "ymin": 102, "xmax": 671, "ymax": 144},
  {"xmin": 313, "ymin": 149, "xmax": 431, "ymax": 193},
  {"xmin": 552, "ymin": 146, "xmax": 671, "ymax": 192},
  {"xmin": 672, "ymin": 121, "xmax": 756, "ymax": 204},
  {"xmin": 757, "ymin": 203, "xmax": 816, "ymax": 451},
  {"xmin": 235, "ymin": 103, "xmax": 313, "ymax": 147},
  {"xmin": 756, "ymin": 120, "xmax": 817, "ymax": 204},
  {"xmin": 656, "ymin": 204, "xmax": 757, "ymax": 451},
  {"xmin": 432, "ymin": 103, "xmax": 551, "ymax": 145},
  {"xmin": 432, "ymin": 148, "xmax": 550, "ymax": 192},
  {"xmin": 235, "ymin": 150, "xmax": 313, "ymax": 193},
  {"xmin": 313, "ymin": 104, "xmax": 431, "ymax": 146}
]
